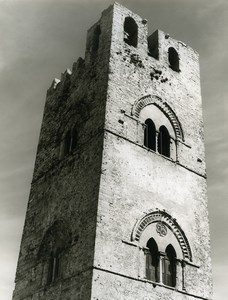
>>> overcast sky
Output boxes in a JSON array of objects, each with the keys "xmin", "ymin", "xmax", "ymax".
[{"xmin": 0, "ymin": 0, "xmax": 227, "ymax": 299}]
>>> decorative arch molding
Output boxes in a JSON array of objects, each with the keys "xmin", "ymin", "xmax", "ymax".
[
  {"xmin": 131, "ymin": 210, "xmax": 192, "ymax": 261},
  {"xmin": 132, "ymin": 95, "xmax": 184, "ymax": 141}
]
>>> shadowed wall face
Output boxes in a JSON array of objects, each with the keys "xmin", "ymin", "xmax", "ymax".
[{"xmin": 12, "ymin": 5, "xmax": 114, "ymax": 300}]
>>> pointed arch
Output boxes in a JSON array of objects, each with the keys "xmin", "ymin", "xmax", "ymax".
[
  {"xmin": 144, "ymin": 119, "xmax": 156, "ymax": 150},
  {"xmin": 38, "ymin": 220, "xmax": 72, "ymax": 259},
  {"xmin": 131, "ymin": 210, "xmax": 192, "ymax": 261},
  {"xmin": 168, "ymin": 47, "xmax": 180, "ymax": 72},
  {"xmin": 145, "ymin": 238, "xmax": 160, "ymax": 282},
  {"xmin": 132, "ymin": 95, "xmax": 184, "ymax": 141},
  {"xmin": 163, "ymin": 244, "xmax": 177, "ymax": 287},
  {"xmin": 158, "ymin": 125, "xmax": 170, "ymax": 157},
  {"xmin": 124, "ymin": 17, "xmax": 138, "ymax": 47},
  {"xmin": 38, "ymin": 220, "xmax": 72, "ymax": 285}
]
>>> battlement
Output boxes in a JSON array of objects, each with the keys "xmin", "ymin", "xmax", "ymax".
[
  {"xmin": 48, "ymin": 2, "xmax": 198, "ymax": 95},
  {"xmin": 34, "ymin": 1, "xmax": 205, "ymax": 183}
]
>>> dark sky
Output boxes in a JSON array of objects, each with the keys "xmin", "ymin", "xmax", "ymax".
[{"xmin": 0, "ymin": 0, "xmax": 227, "ymax": 299}]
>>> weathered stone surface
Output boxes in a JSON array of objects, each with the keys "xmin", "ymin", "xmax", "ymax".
[{"xmin": 13, "ymin": 3, "xmax": 213, "ymax": 300}]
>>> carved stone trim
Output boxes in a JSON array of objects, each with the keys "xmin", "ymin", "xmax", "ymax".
[
  {"xmin": 131, "ymin": 210, "xmax": 192, "ymax": 261},
  {"xmin": 131, "ymin": 94, "xmax": 184, "ymax": 141},
  {"xmin": 156, "ymin": 221, "xmax": 167, "ymax": 237}
]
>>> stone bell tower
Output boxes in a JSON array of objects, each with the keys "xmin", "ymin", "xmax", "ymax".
[{"xmin": 13, "ymin": 3, "xmax": 213, "ymax": 300}]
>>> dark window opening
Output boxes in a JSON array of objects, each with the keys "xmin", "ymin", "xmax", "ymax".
[
  {"xmin": 158, "ymin": 126, "xmax": 170, "ymax": 158},
  {"xmin": 144, "ymin": 119, "xmax": 156, "ymax": 151},
  {"xmin": 168, "ymin": 47, "xmax": 180, "ymax": 72},
  {"xmin": 124, "ymin": 17, "xmax": 138, "ymax": 47},
  {"xmin": 92, "ymin": 25, "xmax": 101, "ymax": 52},
  {"xmin": 71, "ymin": 128, "xmax": 78, "ymax": 151},
  {"xmin": 148, "ymin": 30, "xmax": 159, "ymax": 59},
  {"xmin": 145, "ymin": 238, "xmax": 160, "ymax": 282},
  {"xmin": 145, "ymin": 238, "xmax": 177, "ymax": 287},
  {"xmin": 163, "ymin": 244, "xmax": 176, "ymax": 287},
  {"xmin": 47, "ymin": 249, "xmax": 60, "ymax": 285},
  {"xmin": 63, "ymin": 130, "xmax": 71, "ymax": 156},
  {"xmin": 63, "ymin": 128, "xmax": 78, "ymax": 156}
]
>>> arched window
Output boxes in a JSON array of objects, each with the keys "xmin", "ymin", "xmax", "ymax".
[
  {"xmin": 124, "ymin": 17, "xmax": 138, "ymax": 47},
  {"xmin": 162, "ymin": 244, "xmax": 176, "ymax": 287},
  {"xmin": 168, "ymin": 47, "xmax": 180, "ymax": 72},
  {"xmin": 144, "ymin": 119, "xmax": 156, "ymax": 151},
  {"xmin": 47, "ymin": 248, "xmax": 60, "ymax": 285},
  {"xmin": 158, "ymin": 126, "xmax": 170, "ymax": 158},
  {"xmin": 63, "ymin": 130, "xmax": 71, "ymax": 155},
  {"xmin": 62, "ymin": 128, "xmax": 78, "ymax": 157},
  {"xmin": 145, "ymin": 239, "xmax": 177, "ymax": 287},
  {"xmin": 145, "ymin": 238, "xmax": 160, "ymax": 282},
  {"xmin": 38, "ymin": 220, "xmax": 72, "ymax": 286}
]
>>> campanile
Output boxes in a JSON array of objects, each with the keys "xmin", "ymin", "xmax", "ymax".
[{"xmin": 13, "ymin": 3, "xmax": 213, "ymax": 300}]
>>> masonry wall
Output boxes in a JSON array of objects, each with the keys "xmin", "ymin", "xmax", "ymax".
[
  {"xmin": 93, "ymin": 134, "xmax": 212, "ymax": 299},
  {"xmin": 92, "ymin": 269, "xmax": 207, "ymax": 300},
  {"xmin": 12, "ymin": 5, "xmax": 114, "ymax": 300},
  {"xmin": 92, "ymin": 3, "xmax": 212, "ymax": 300}
]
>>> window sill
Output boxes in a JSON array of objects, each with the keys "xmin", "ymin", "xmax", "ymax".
[
  {"xmin": 141, "ymin": 278, "xmax": 176, "ymax": 290},
  {"xmin": 142, "ymin": 145, "xmax": 175, "ymax": 163}
]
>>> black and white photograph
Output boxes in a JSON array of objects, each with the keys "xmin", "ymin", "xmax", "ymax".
[{"xmin": 0, "ymin": 1, "xmax": 227, "ymax": 299}]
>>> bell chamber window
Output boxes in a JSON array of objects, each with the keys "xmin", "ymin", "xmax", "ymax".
[
  {"xmin": 145, "ymin": 238, "xmax": 177, "ymax": 287},
  {"xmin": 123, "ymin": 17, "xmax": 138, "ymax": 47},
  {"xmin": 162, "ymin": 244, "xmax": 176, "ymax": 287},
  {"xmin": 158, "ymin": 125, "xmax": 170, "ymax": 157},
  {"xmin": 145, "ymin": 238, "xmax": 159, "ymax": 282},
  {"xmin": 132, "ymin": 210, "xmax": 192, "ymax": 292},
  {"xmin": 139, "ymin": 103, "xmax": 176, "ymax": 160},
  {"xmin": 168, "ymin": 47, "xmax": 180, "ymax": 72},
  {"xmin": 143, "ymin": 121, "xmax": 171, "ymax": 158},
  {"xmin": 144, "ymin": 119, "xmax": 156, "ymax": 151}
]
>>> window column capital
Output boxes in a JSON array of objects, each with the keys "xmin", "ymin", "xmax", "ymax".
[{"xmin": 158, "ymin": 251, "xmax": 166, "ymax": 257}]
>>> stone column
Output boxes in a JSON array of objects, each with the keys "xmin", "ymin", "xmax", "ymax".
[
  {"xmin": 159, "ymin": 251, "xmax": 166, "ymax": 284},
  {"xmin": 181, "ymin": 260, "xmax": 186, "ymax": 291},
  {"xmin": 175, "ymin": 259, "xmax": 182, "ymax": 290}
]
